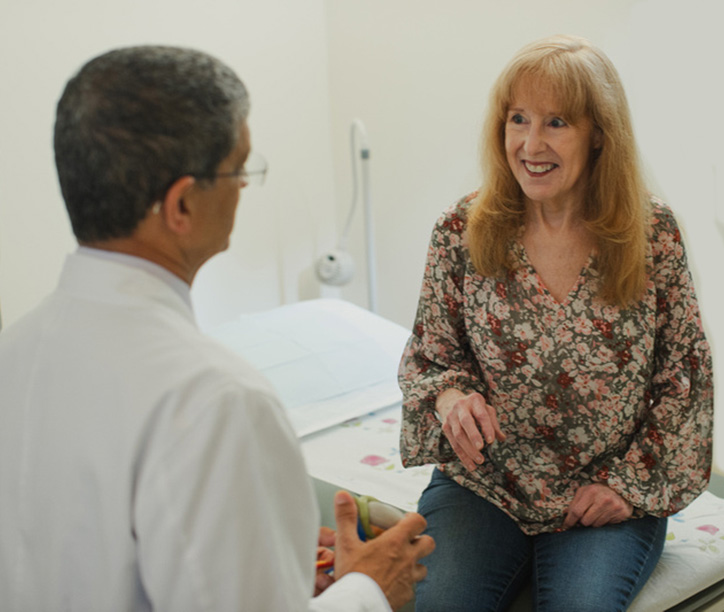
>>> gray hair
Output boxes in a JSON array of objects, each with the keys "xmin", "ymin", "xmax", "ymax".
[{"xmin": 54, "ymin": 45, "xmax": 250, "ymax": 242}]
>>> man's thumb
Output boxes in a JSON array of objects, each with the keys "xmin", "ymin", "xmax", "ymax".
[{"xmin": 333, "ymin": 490, "xmax": 361, "ymax": 544}]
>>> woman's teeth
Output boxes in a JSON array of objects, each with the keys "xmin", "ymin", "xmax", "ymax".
[{"xmin": 524, "ymin": 162, "xmax": 556, "ymax": 174}]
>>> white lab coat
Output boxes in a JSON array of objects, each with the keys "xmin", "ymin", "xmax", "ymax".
[{"xmin": 0, "ymin": 249, "xmax": 389, "ymax": 612}]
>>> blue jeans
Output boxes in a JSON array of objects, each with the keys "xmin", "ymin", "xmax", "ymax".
[{"xmin": 415, "ymin": 469, "xmax": 667, "ymax": 612}]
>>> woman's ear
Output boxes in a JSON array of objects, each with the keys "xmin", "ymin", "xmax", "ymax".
[
  {"xmin": 157, "ymin": 176, "xmax": 196, "ymax": 235},
  {"xmin": 592, "ymin": 127, "xmax": 604, "ymax": 150}
]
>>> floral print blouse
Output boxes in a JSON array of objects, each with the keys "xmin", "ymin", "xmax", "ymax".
[{"xmin": 398, "ymin": 193, "xmax": 714, "ymax": 535}]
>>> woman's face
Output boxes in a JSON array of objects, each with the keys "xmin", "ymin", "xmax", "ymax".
[{"xmin": 504, "ymin": 80, "xmax": 600, "ymax": 211}]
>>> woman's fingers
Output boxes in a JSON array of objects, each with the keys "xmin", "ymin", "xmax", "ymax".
[
  {"xmin": 563, "ymin": 484, "xmax": 633, "ymax": 529},
  {"xmin": 441, "ymin": 392, "xmax": 504, "ymax": 471},
  {"xmin": 443, "ymin": 415, "xmax": 482, "ymax": 471}
]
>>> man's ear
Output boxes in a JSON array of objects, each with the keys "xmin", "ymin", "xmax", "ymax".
[{"xmin": 156, "ymin": 176, "xmax": 196, "ymax": 235}]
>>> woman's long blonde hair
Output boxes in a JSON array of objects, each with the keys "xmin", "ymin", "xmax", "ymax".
[{"xmin": 468, "ymin": 35, "xmax": 650, "ymax": 307}]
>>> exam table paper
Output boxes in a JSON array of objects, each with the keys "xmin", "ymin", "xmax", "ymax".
[
  {"xmin": 208, "ymin": 299, "xmax": 411, "ymax": 437},
  {"xmin": 302, "ymin": 404, "xmax": 434, "ymax": 512}
]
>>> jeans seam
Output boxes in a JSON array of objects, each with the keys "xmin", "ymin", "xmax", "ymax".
[{"xmin": 494, "ymin": 554, "xmax": 530, "ymax": 612}]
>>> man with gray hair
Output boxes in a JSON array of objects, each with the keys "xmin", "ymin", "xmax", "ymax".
[{"xmin": 0, "ymin": 46, "xmax": 433, "ymax": 611}]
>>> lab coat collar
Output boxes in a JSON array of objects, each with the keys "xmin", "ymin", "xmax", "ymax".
[{"xmin": 60, "ymin": 248, "xmax": 196, "ymax": 325}]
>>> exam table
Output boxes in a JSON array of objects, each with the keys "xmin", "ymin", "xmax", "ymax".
[{"xmin": 210, "ymin": 299, "xmax": 724, "ymax": 612}]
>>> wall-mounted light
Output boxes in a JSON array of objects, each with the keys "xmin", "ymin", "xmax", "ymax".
[{"xmin": 316, "ymin": 119, "xmax": 377, "ymax": 312}]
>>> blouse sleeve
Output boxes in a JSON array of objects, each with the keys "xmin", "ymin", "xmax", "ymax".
[
  {"xmin": 602, "ymin": 205, "xmax": 714, "ymax": 516},
  {"xmin": 398, "ymin": 199, "xmax": 487, "ymax": 467}
]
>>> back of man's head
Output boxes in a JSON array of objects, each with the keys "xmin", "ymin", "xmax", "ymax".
[{"xmin": 54, "ymin": 46, "xmax": 249, "ymax": 243}]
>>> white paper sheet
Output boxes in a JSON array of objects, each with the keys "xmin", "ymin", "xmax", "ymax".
[{"xmin": 207, "ymin": 299, "xmax": 411, "ymax": 436}]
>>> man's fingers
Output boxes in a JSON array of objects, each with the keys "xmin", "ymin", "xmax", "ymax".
[
  {"xmin": 333, "ymin": 491, "xmax": 361, "ymax": 547},
  {"xmin": 385, "ymin": 513, "xmax": 435, "ymax": 559},
  {"xmin": 394, "ymin": 511, "xmax": 428, "ymax": 540},
  {"xmin": 413, "ymin": 534, "xmax": 436, "ymax": 560},
  {"xmin": 314, "ymin": 572, "xmax": 335, "ymax": 597},
  {"xmin": 318, "ymin": 526, "xmax": 336, "ymax": 548},
  {"xmin": 412, "ymin": 563, "xmax": 428, "ymax": 582}
]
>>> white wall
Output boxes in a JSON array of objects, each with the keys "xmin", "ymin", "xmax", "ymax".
[
  {"xmin": 324, "ymin": 0, "xmax": 723, "ymax": 473},
  {"xmin": 0, "ymin": 0, "xmax": 339, "ymax": 332}
]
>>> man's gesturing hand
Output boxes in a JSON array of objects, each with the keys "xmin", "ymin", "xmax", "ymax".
[{"xmin": 332, "ymin": 491, "xmax": 435, "ymax": 611}]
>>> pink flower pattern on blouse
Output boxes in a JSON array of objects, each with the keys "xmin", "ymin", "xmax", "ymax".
[{"xmin": 398, "ymin": 194, "xmax": 713, "ymax": 535}]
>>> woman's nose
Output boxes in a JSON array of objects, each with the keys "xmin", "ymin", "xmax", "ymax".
[{"xmin": 524, "ymin": 124, "xmax": 546, "ymax": 155}]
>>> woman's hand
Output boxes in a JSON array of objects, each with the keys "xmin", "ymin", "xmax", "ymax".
[
  {"xmin": 437, "ymin": 389, "xmax": 506, "ymax": 472},
  {"xmin": 562, "ymin": 483, "xmax": 633, "ymax": 529}
]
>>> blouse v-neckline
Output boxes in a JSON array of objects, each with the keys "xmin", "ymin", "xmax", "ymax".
[{"xmin": 514, "ymin": 239, "xmax": 594, "ymax": 308}]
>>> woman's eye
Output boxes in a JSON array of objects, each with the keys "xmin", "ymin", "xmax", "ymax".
[
  {"xmin": 509, "ymin": 113, "xmax": 525, "ymax": 124},
  {"xmin": 550, "ymin": 117, "xmax": 567, "ymax": 128}
]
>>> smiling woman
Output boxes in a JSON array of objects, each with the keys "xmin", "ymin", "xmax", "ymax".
[
  {"xmin": 398, "ymin": 34, "xmax": 714, "ymax": 612},
  {"xmin": 469, "ymin": 35, "xmax": 649, "ymax": 309}
]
